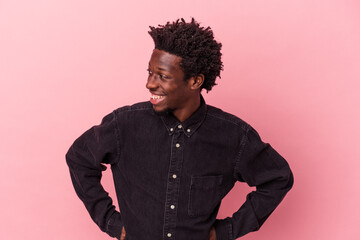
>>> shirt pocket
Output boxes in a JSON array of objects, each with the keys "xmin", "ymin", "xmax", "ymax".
[{"xmin": 188, "ymin": 175, "xmax": 223, "ymax": 217}]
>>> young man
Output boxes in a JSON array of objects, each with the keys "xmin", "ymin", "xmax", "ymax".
[{"xmin": 66, "ymin": 18, "xmax": 293, "ymax": 240}]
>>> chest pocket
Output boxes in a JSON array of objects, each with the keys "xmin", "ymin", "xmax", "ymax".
[{"xmin": 188, "ymin": 175, "xmax": 223, "ymax": 217}]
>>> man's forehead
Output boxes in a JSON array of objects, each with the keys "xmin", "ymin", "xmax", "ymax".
[{"xmin": 149, "ymin": 49, "xmax": 182, "ymax": 71}]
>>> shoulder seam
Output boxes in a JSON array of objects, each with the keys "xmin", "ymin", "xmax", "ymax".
[
  {"xmin": 114, "ymin": 102, "xmax": 153, "ymax": 114},
  {"xmin": 206, "ymin": 111, "xmax": 248, "ymax": 131}
]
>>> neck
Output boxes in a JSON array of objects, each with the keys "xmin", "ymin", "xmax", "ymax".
[{"xmin": 173, "ymin": 95, "xmax": 201, "ymax": 122}]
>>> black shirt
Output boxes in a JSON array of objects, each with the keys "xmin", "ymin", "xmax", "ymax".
[{"xmin": 66, "ymin": 96, "xmax": 293, "ymax": 240}]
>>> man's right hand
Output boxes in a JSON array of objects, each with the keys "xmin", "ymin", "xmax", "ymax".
[{"xmin": 120, "ymin": 226, "xmax": 126, "ymax": 240}]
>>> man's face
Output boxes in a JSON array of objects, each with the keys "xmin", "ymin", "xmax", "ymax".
[{"xmin": 146, "ymin": 49, "xmax": 194, "ymax": 116}]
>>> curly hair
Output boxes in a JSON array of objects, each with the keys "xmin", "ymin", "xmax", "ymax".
[{"xmin": 148, "ymin": 18, "xmax": 223, "ymax": 92}]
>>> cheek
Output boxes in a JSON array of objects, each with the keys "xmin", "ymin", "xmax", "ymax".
[{"xmin": 164, "ymin": 83, "xmax": 179, "ymax": 94}]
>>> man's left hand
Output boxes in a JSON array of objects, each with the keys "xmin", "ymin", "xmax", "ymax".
[{"xmin": 209, "ymin": 226, "xmax": 216, "ymax": 240}]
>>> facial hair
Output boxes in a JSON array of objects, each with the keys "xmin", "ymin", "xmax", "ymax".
[{"xmin": 153, "ymin": 107, "xmax": 174, "ymax": 117}]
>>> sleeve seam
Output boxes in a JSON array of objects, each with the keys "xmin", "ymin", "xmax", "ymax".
[
  {"xmin": 233, "ymin": 125, "xmax": 251, "ymax": 181},
  {"xmin": 113, "ymin": 110, "xmax": 121, "ymax": 165}
]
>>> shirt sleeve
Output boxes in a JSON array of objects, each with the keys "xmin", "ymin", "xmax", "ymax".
[
  {"xmin": 65, "ymin": 111, "xmax": 123, "ymax": 239},
  {"xmin": 214, "ymin": 126, "xmax": 294, "ymax": 240}
]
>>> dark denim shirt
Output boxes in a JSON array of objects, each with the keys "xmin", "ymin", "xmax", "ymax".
[{"xmin": 66, "ymin": 97, "xmax": 293, "ymax": 240}]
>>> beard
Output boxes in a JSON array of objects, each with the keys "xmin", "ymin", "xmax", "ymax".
[{"xmin": 153, "ymin": 107, "xmax": 174, "ymax": 117}]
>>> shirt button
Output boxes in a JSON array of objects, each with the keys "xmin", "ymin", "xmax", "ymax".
[
  {"xmin": 175, "ymin": 143, "xmax": 180, "ymax": 148},
  {"xmin": 172, "ymin": 174, "xmax": 177, "ymax": 179},
  {"xmin": 167, "ymin": 233, "xmax": 172, "ymax": 237},
  {"xmin": 170, "ymin": 128, "xmax": 174, "ymax": 132},
  {"xmin": 187, "ymin": 128, "xmax": 191, "ymax": 133},
  {"xmin": 170, "ymin": 205, "xmax": 175, "ymax": 209},
  {"xmin": 178, "ymin": 125, "xmax": 182, "ymax": 129}
]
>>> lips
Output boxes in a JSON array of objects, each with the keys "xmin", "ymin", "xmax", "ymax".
[{"xmin": 150, "ymin": 93, "xmax": 166, "ymax": 105}]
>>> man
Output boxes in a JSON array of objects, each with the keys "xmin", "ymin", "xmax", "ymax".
[{"xmin": 66, "ymin": 18, "xmax": 293, "ymax": 240}]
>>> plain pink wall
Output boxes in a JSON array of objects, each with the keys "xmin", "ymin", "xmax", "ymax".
[{"xmin": 1, "ymin": 0, "xmax": 359, "ymax": 239}]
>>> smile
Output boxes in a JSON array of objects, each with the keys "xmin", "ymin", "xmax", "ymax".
[
  {"xmin": 151, "ymin": 94, "xmax": 165, "ymax": 99},
  {"xmin": 150, "ymin": 94, "xmax": 166, "ymax": 105}
]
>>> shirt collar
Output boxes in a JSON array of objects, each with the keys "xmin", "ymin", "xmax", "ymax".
[{"xmin": 160, "ymin": 95, "xmax": 207, "ymax": 137}]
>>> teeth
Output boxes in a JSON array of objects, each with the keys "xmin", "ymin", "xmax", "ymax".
[{"xmin": 151, "ymin": 95, "xmax": 164, "ymax": 99}]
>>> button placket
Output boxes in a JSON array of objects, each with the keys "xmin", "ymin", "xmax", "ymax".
[{"xmin": 162, "ymin": 129, "xmax": 184, "ymax": 239}]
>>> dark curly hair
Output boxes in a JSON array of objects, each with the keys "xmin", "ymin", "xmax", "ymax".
[{"xmin": 148, "ymin": 18, "xmax": 223, "ymax": 92}]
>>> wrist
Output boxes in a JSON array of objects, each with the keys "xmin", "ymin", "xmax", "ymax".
[{"xmin": 213, "ymin": 218, "xmax": 233, "ymax": 240}]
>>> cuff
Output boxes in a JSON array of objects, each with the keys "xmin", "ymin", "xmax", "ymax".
[
  {"xmin": 106, "ymin": 211, "xmax": 123, "ymax": 239},
  {"xmin": 214, "ymin": 217, "xmax": 233, "ymax": 240}
]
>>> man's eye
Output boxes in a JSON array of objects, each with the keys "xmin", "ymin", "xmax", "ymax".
[
  {"xmin": 147, "ymin": 69, "xmax": 153, "ymax": 75},
  {"xmin": 159, "ymin": 74, "xmax": 169, "ymax": 79}
]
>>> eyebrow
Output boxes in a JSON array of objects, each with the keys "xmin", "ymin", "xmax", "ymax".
[
  {"xmin": 157, "ymin": 67, "xmax": 168, "ymax": 71},
  {"xmin": 148, "ymin": 64, "xmax": 169, "ymax": 72}
]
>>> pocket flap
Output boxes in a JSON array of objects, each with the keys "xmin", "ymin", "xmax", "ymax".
[{"xmin": 190, "ymin": 175, "xmax": 223, "ymax": 189}]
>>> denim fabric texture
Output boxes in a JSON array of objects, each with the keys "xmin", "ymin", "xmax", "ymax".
[{"xmin": 66, "ymin": 96, "xmax": 293, "ymax": 240}]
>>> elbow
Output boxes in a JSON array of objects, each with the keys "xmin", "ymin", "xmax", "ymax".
[{"xmin": 287, "ymin": 169, "xmax": 294, "ymax": 192}]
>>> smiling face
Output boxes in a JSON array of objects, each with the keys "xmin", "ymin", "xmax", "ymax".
[{"xmin": 146, "ymin": 49, "xmax": 202, "ymax": 122}]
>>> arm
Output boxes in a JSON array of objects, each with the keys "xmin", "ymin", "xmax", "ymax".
[
  {"xmin": 66, "ymin": 112, "xmax": 124, "ymax": 239},
  {"xmin": 214, "ymin": 126, "xmax": 294, "ymax": 240}
]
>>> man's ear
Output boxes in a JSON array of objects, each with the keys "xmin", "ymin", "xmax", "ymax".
[{"xmin": 189, "ymin": 74, "xmax": 204, "ymax": 90}]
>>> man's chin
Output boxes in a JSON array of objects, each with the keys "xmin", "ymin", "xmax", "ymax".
[{"xmin": 153, "ymin": 107, "xmax": 173, "ymax": 116}]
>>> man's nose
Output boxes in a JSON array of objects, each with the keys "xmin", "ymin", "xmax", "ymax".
[{"xmin": 146, "ymin": 75, "xmax": 159, "ymax": 90}]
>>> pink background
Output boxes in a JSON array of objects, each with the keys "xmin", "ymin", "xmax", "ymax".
[{"xmin": 1, "ymin": 0, "xmax": 359, "ymax": 239}]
